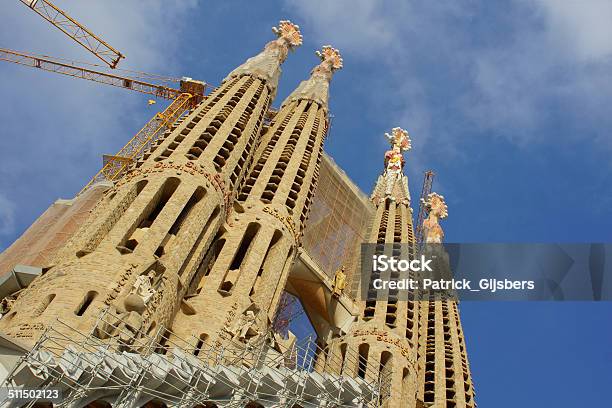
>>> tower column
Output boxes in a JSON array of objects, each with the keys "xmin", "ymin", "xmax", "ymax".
[{"xmin": 323, "ymin": 127, "xmax": 418, "ymax": 408}]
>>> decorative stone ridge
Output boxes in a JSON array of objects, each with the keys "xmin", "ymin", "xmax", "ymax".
[
  {"xmin": 262, "ymin": 206, "xmax": 300, "ymax": 243},
  {"xmin": 224, "ymin": 20, "xmax": 303, "ymax": 96},
  {"xmin": 352, "ymin": 328, "xmax": 413, "ymax": 360},
  {"xmin": 116, "ymin": 161, "xmax": 232, "ymax": 214}
]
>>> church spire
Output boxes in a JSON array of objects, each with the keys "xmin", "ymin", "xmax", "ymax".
[
  {"xmin": 281, "ymin": 45, "xmax": 343, "ymax": 109},
  {"xmin": 224, "ymin": 20, "xmax": 303, "ymax": 97},
  {"xmin": 371, "ymin": 127, "xmax": 412, "ymax": 204}
]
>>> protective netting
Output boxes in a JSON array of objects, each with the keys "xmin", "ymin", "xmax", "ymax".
[
  {"xmin": 301, "ymin": 154, "xmax": 374, "ymax": 298},
  {"xmin": 0, "ymin": 184, "xmax": 108, "ymax": 276}
]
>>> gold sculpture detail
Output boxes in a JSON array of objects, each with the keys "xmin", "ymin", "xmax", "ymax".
[
  {"xmin": 332, "ymin": 266, "xmax": 347, "ymax": 298},
  {"xmin": 281, "ymin": 45, "xmax": 343, "ymax": 108},
  {"xmin": 315, "ymin": 45, "xmax": 343, "ymax": 74},
  {"xmin": 421, "ymin": 192, "xmax": 448, "ymax": 243}
]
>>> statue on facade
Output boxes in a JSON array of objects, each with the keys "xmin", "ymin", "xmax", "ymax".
[
  {"xmin": 421, "ymin": 192, "xmax": 448, "ymax": 243},
  {"xmin": 383, "ymin": 127, "xmax": 411, "ymax": 198},
  {"xmin": 225, "ymin": 304, "xmax": 262, "ymax": 343},
  {"xmin": 0, "ymin": 288, "xmax": 24, "ymax": 318},
  {"xmin": 125, "ymin": 270, "xmax": 157, "ymax": 311},
  {"xmin": 95, "ymin": 268, "xmax": 162, "ymax": 349},
  {"xmin": 332, "ymin": 266, "xmax": 347, "ymax": 298}
]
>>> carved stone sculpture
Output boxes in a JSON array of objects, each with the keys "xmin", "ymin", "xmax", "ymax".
[
  {"xmin": 332, "ymin": 266, "xmax": 347, "ymax": 298},
  {"xmin": 421, "ymin": 192, "xmax": 448, "ymax": 243},
  {"xmin": 225, "ymin": 304, "xmax": 262, "ymax": 343}
]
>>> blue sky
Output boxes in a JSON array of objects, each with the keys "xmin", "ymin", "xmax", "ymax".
[{"xmin": 0, "ymin": 0, "xmax": 611, "ymax": 405}]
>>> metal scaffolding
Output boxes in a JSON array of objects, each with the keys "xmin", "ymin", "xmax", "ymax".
[{"xmin": 2, "ymin": 309, "xmax": 387, "ymax": 407}]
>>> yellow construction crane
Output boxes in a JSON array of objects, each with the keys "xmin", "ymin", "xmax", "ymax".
[
  {"xmin": 18, "ymin": 0, "xmax": 124, "ymax": 68},
  {"xmin": 0, "ymin": 48, "xmax": 207, "ymax": 194},
  {"xmin": 5, "ymin": 2, "xmax": 209, "ymax": 194}
]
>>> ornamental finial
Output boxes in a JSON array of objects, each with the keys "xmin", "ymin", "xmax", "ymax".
[
  {"xmin": 383, "ymin": 127, "xmax": 410, "ymax": 198},
  {"xmin": 421, "ymin": 192, "xmax": 448, "ymax": 243},
  {"xmin": 272, "ymin": 20, "xmax": 303, "ymax": 50},
  {"xmin": 280, "ymin": 45, "xmax": 342, "ymax": 108},
  {"xmin": 385, "ymin": 127, "xmax": 411, "ymax": 152},
  {"xmin": 315, "ymin": 45, "xmax": 343, "ymax": 71}
]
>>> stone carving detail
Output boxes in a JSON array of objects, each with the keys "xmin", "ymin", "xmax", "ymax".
[
  {"xmin": 0, "ymin": 290, "xmax": 21, "ymax": 317},
  {"xmin": 383, "ymin": 127, "xmax": 411, "ymax": 198},
  {"xmin": 224, "ymin": 303, "xmax": 263, "ymax": 343},
  {"xmin": 421, "ymin": 192, "xmax": 448, "ymax": 244},
  {"xmin": 332, "ymin": 266, "xmax": 346, "ymax": 298},
  {"xmin": 224, "ymin": 20, "xmax": 303, "ymax": 93},
  {"xmin": 96, "ymin": 262, "xmax": 164, "ymax": 348},
  {"xmin": 10, "ymin": 322, "xmax": 45, "ymax": 339},
  {"xmin": 352, "ymin": 328, "xmax": 411, "ymax": 359},
  {"xmin": 262, "ymin": 206, "xmax": 299, "ymax": 243},
  {"xmin": 103, "ymin": 263, "xmax": 139, "ymax": 306}
]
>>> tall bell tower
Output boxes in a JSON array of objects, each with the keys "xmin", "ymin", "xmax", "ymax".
[
  {"xmin": 416, "ymin": 193, "xmax": 477, "ymax": 407},
  {"xmin": 320, "ymin": 128, "xmax": 419, "ymax": 408},
  {"xmin": 319, "ymin": 128, "xmax": 477, "ymax": 407}
]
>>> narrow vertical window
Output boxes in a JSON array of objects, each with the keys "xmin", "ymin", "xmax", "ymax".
[{"xmin": 75, "ymin": 291, "xmax": 97, "ymax": 316}]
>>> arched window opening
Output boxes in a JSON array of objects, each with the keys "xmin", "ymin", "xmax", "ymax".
[
  {"xmin": 249, "ymin": 229, "xmax": 282, "ymax": 298},
  {"xmin": 219, "ymin": 223, "xmax": 260, "ymax": 294},
  {"xmin": 36, "ymin": 294, "xmax": 56, "ymax": 316},
  {"xmin": 119, "ymin": 177, "xmax": 180, "ymax": 254}
]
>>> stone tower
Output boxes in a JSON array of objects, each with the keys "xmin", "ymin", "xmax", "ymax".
[
  {"xmin": 321, "ymin": 128, "xmax": 419, "ymax": 408},
  {"xmin": 0, "ymin": 20, "xmax": 303, "ymax": 347},
  {"xmin": 416, "ymin": 193, "xmax": 476, "ymax": 407},
  {"xmin": 171, "ymin": 46, "xmax": 343, "ymax": 349}
]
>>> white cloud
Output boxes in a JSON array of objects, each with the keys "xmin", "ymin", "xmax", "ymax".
[
  {"xmin": 283, "ymin": 0, "xmax": 396, "ymax": 57},
  {"xmin": 283, "ymin": 0, "xmax": 612, "ymax": 150},
  {"xmin": 531, "ymin": 0, "xmax": 612, "ymax": 61}
]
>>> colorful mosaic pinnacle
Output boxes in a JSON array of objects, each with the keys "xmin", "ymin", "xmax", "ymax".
[
  {"xmin": 385, "ymin": 126, "xmax": 412, "ymax": 152},
  {"xmin": 421, "ymin": 192, "xmax": 448, "ymax": 244},
  {"xmin": 422, "ymin": 192, "xmax": 448, "ymax": 219},
  {"xmin": 316, "ymin": 45, "xmax": 343, "ymax": 71},
  {"xmin": 272, "ymin": 20, "xmax": 303, "ymax": 50}
]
